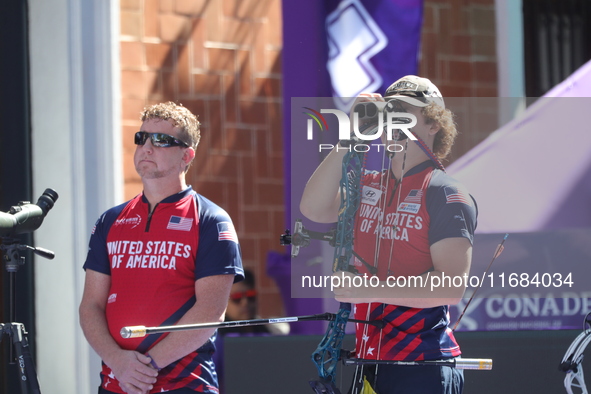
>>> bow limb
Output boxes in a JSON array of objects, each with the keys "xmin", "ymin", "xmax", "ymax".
[
  {"xmin": 560, "ymin": 313, "xmax": 591, "ymax": 394},
  {"xmin": 561, "ymin": 331, "xmax": 591, "ymax": 394}
]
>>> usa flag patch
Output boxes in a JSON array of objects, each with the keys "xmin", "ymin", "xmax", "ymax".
[
  {"xmin": 404, "ymin": 189, "xmax": 423, "ymax": 203},
  {"xmin": 167, "ymin": 216, "xmax": 193, "ymax": 231},
  {"xmin": 444, "ymin": 186, "xmax": 472, "ymax": 206},
  {"xmin": 217, "ymin": 221, "xmax": 238, "ymax": 243}
]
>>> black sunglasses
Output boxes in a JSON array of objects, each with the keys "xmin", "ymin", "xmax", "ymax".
[{"xmin": 134, "ymin": 131, "xmax": 190, "ymax": 148}]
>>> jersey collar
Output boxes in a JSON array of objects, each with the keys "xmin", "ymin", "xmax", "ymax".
[
  {"xmin": 389, "ymin": 160, "xmax": 435, "ymax": 180},
  {"xmin": 140, "ymin": 186, "xmax": 194, "ymax": 205}
]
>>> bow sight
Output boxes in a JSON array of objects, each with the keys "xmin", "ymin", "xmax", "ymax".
[
  {"xmin": 281, "ymin": 219, "xmax": 377, "ymax": 276},
  {"xmin": 280, "ymin": 219, "xmax": 336, "ymax": 258}
]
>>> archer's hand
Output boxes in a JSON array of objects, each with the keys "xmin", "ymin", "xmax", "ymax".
[
  {"xmin": 332, "ymin": 271, "xmax": 375, "ymax": 303},
  {"xmin": 108, "ymin": 350, "xmax": 158, "ymax": 394}
]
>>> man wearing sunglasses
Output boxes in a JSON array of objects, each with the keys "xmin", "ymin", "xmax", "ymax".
[
  {"xmin": 300, "ymin": 76, "xmax": 477, "ymax": 394},
  {"xmin": 80, "ymin": 102, "xmax": 244, "ymax": 394}
]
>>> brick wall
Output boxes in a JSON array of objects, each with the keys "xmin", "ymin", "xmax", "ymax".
[
  {"xmin": 120, "ymin": 0, "xmax": 285, "ymax": 317},
  {"xmin": 421, "ymin": 0, "xmax": 499, "ymax": 164}
]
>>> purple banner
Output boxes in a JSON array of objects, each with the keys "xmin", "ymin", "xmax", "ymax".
[{"xmin": 325, "ymin": 0, "xmax": 423, "ymax": 110}]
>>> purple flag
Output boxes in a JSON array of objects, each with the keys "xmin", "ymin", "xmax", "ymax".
[{"xmin": 325, "ymin": 0, "xmax": 423, "ymax": 109}]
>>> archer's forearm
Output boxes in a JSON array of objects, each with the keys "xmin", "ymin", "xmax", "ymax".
[
  {"xmin": 146, "ymin": 274, "xmax": 234, "ymax": 369},
  {"xmin": 145, "ymin": 304, "xmax": 223, "ymax": 368},
  {"xmin": 300, "ymin": 146, "xmax": 347, "ymax": 223},
  {"xmin": 79, "ymin": 301, "xmax": 125, "ymax": 366}
]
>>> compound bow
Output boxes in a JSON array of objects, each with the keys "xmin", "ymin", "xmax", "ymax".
[{"xmin": 306, "ymin": 146, "xmax": 368, "ymax": 393}]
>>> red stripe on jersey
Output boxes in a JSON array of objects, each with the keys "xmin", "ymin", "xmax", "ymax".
[
  {"xmin": 392, "ymin": 334, "xmax": 424, "ymax": 360},
  {"xmin": 380, "ymin": 318, "xmax": 426, "ymax": 358},
  {"xmin": 390, "ymin": 308, "xmax": 423, "ymax": 330},
  {"xmin": 155, "ymin": 355, "xmax": 206, "ymax": 392}
]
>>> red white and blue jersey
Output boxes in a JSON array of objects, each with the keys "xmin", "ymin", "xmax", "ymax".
[
  {"xmin": 84, "ymin": 187, "xmax": 243, "ymax": 393},
  {"xmin": 352, "ymin": 161, "xmax": 477, "ymax": 361}
]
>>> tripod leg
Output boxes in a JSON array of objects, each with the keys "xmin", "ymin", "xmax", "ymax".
[{"xmin": 11, "ymin": 323, "xmax": 42, "ymax": 394}]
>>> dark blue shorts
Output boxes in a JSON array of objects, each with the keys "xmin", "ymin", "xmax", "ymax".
[{"xmin": 349, "ymin": 363, "xmax": 464, "ymax": 394}]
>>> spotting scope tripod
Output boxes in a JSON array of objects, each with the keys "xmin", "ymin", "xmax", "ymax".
[{"xmin": 0, "ymin": 188, "xmax": 58, "ymax": 394}]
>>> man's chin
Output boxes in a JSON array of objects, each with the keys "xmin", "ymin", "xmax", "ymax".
[
  {"xmin": 137, "ymin": 170, "xmax": 163, "ymax": 180},
  {"xmin": 136, "ymin": 164, "xmax": 159, "ymax": 178}
]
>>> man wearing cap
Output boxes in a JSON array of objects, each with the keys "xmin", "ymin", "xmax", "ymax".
[{"xmin": 300, "ymin": 76, "xmax": 477, "ymax": 393}]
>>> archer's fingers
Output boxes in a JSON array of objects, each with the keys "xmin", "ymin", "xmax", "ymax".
[
  {"xmin": 135, "ymin": 352, "xmax": 152, "ymax": 365},
  {"xmin": 134, "ymin": 368, "xmax": 158, "ymax": 383},
  {"xmin": 350, "ymin": 93, "xmax": 384, "ymax": 112},
  {"xmin": 358, "ymin": 92, "xmax": 383, "ymax": 101},
  {"xmin": 128, "ymin": 375, "xmax": 155, "ymax": 393},
  {"xmin": 132, "ymin": 352, "xmax": 158, "ymax": 378},
  {"xmin": 334, "ymin": 270, "xmax": 356, "ymax": 280}
]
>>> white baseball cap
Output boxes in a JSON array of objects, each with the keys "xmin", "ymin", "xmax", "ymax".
[{"xmin": 384, "ymin": 75, "xmax": 445, "ymax": 108}]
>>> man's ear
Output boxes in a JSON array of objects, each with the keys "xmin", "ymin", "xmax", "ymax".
[
  {"xmin": 428, "ymin": 121, "xmax": 441, "ymax": 136},
  {"xmin": 183, "ymin": 147, "xmax": 196, "ymax": 168}
]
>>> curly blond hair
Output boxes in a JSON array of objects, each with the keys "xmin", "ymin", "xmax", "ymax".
[
  {"xmin": 421, "ymin": 103, "xmax": 457, "ymax": 160},
  {"xmin": 140, "ymin": 102, "xmax": 201, "ymax": 149}
]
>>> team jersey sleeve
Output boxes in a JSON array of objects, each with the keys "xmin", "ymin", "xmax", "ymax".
[
  {"xmin": 195, "ymin": 195, "xmax": 244, "ymax": 282},
  {"xmin": 83, "ymin": 214, "xmax": 111, "ymax": 274},
  {"xmin": 427, "ymin": 178, "xmax": 478, "ymax": 246},
  {"xmin": 83, "ymin": 203, "xmax": 126, "ymax": 275}
]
